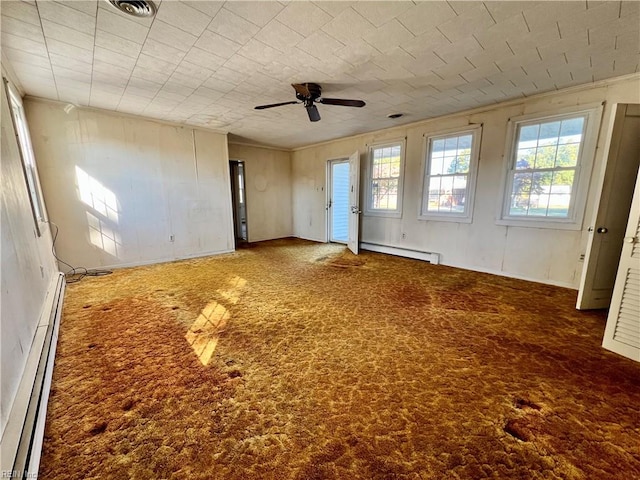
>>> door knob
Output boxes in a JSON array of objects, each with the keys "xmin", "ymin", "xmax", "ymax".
[
  {"xmin": 624, "ymin": 237, "xmax": 637, "ymax": 243},
  {"xmin": 596, "ymin": 227, "xmax": 608, "ymax": 234}
]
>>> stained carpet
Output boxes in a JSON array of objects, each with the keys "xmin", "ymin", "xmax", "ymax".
[{"xmin": 41, "ymin": 238, "xmax": 640, "ymax": 479}]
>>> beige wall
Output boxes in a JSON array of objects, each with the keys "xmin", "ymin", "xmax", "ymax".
[
  {"xmin": 26, "ymin": 99, "xmax": 234, "ymax": 269},
  {"xmin": 291, "ymin": 76, "xmax": 640, "ymax": 288},
  {"xmin": 228, "ymin": 144, "xmax": 292, "ymax": 242},
  {"xmin": 1, "ymin": 79, "xmax": 57, "ymax": 437}
]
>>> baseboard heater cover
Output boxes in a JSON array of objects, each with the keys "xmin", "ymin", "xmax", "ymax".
[
  {"xmin": 2, "ymin": 273, "xmax": 65, "ymax": 479},
  {"xmin": 360, "ymin": 242, "xmax": 440, "ymax": 264}
]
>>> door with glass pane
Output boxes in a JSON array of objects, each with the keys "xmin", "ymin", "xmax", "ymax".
[{"xmin": 328, "ymin": 159, "xmax": 349, "ymax": 243}]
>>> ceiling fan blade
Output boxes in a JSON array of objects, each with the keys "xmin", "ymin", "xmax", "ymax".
[
  {"xmin": 306, "ymin": 104, "xmax": 321, "ymax": 122},
  {"xmin": 319, "ymin": 98, "xmax": 366, "ymax": 107},
  {"xmin": 255, "ymin": 101, "xmax": 299, "ymax": 110},
  {"xmin": 292, "ymin": 83, "xmax": 311, "ymax": 98}
]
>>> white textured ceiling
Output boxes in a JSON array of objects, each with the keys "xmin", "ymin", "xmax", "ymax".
[{"xmin": 1, "ymin": 0, "xmax": 639, "ymax": 149}]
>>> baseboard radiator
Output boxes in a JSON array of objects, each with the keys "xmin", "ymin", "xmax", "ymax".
[
  {"xmin": 2, "ymin": 273, "xmax": 65, "ymax": 479},
  {"xmin": 360, "ymin": 242, "xmax": 440, "ymax": 264}
]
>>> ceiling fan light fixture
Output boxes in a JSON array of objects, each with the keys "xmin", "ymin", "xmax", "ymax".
[
  {"xmin": 255, "ymin": 83, "xmax": 366, "ymax": 123},
  {"xmin": 106, "ymin": 0, "xmax": 157, "ymax": 18}
]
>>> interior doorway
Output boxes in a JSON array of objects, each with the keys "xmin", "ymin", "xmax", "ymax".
[
  {"xmin": 229, "ymin": 160, "xmax": 248, "ymax": 246},
  {"xmin": 578, "ymin": 104, "xmax": 640, "ymax": 309},
  {"xmin": 327, "ymin": 159, "xmax": 350, "ymax": 243}
]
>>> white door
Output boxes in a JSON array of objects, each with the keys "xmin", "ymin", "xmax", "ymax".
[
  {"xmin": 577, "ymin": 105, "xmax": 640, "ymax": 309},
  {"xmin": 328, "ymin": 160, "xmax": 349, "ymax": 243},
  {"xmin": 348, "ymin": 151, "xmax": 360, "ymax": 255},
  {"xmin": 602, "ymin": 169, "xmax": 640, "ymax": 362}
]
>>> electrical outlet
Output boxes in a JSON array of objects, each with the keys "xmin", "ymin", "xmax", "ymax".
[
  {"xmin": 170, "ymin": 235, "xmax": 175, "ymax": 242},
  {"xmin": 402, "ymin": 232, "xmax": 406, "ymax": 239},
  {"xmin": 579, "ymin": 253, "xmax": 585, "ymax": 260}
]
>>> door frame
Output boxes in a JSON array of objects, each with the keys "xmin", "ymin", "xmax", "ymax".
[
  {"xmin": 229, "ymin": 159, "xmax": 248, "ymax": 247},
  {"xmin": 326, "ymin": 157, "xmax": 350, "ymax": 244},
  {"xmin": 577, "ymin": 104, "xmax": 640, "ymax": 309}
]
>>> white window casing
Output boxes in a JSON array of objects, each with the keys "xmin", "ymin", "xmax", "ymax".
[
  {"xmin": 4, "ymin": 79, "xmax": 47, "ymax": 236},
  {"xmin": 496, "ymin": 103, "xmax": 604, "ymax": 230},
  {"xmin": 419, "ymin": 125, "xmax": 482, "ymax": 223},
  {"xmin": 364, "ymin": 139, "xmax": 406, "ymax": 218}
]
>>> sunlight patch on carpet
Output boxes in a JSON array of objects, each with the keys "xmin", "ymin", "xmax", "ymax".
[{"xmin": 186, "ymin": 276, "xmax": 247, "ymax": 365}]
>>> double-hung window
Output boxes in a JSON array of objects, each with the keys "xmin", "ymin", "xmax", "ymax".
[
  {"xmin": 498, "ymin": 105, "xmax": 602, "ymax": 229},
  {"xmin": 420, "ymin": 126, "xmax": 481, "ymax": 222},
  {"xmin": 4, "ymin": 79, "xmax": 46, "ymax": 235},
  {"xmin": 365, "ymin": 140, "xmax": 405, "ymax": 217}
]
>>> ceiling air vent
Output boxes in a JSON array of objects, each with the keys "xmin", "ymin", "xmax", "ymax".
[{"xmin": 106, "ymin": 0, "xmax": 157, "ymax": 18}]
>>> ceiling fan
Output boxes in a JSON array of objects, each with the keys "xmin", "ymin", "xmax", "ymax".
[{"xmin": 255, "ymin": 83, "xmax": 366, "ymax": 122}]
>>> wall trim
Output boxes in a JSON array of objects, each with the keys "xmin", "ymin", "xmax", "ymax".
[
  {"xmin": 291, "ymin": 73, "xmax": 640, "ymax": 153},
  {"xmin": 92, "ymin": 248, "xmax": 237, "ymax": 271},
  {"xmin": 228, "ymin": 141, "xmax": 290, "ymax": 153},
  {"xmin": 295, "ymin": 235, "xmax": 326, "ymax": 243},
  {"xmin": 360, "ymin": 242, "xmax": 576, "ymax": 289},
  {"xmin": 22, "ymin": 96, "xmax": 229, "ymax": 136},
  {"xmin": 446, "ymin": 263, "xmax": 576, "ymax": 290},
  {"xmin": 1, "ymin": 273, "xmax": 65, "ymax": 478}
]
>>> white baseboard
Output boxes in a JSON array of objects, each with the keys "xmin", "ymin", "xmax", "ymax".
[
  {"xmin": 447, "ymin": 263, "xmax": 576, "ymax": 289},
  {"xmin": 91, "ymin": 248, "xmax": 236, "ymax": 271},
  {"xmin": 1, "ymin": 273, "xmax": 65, "ymax": 478},
  {"xmin": 294, "ymin": 235, "xmax": 327, "ymax": 243},
  {"xmin": 360, "ymin": 242, "xmax": 440, "ymax": 264}
]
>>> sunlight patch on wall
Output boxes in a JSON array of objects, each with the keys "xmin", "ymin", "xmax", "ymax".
[
  {"xmin": 86, "ymin": 212, "xmax": 122, "ymax": 258},
  {"xmin": 75, "ymin": 166, "xmax": 119, "ymax": 223},
  {"xmin": 186, "ymin": 276, "xmax": 247, "ymax": 366}
]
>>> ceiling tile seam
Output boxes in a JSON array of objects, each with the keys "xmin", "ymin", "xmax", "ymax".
[
  {"xmin": 88, "ymin": 0, "xmax": 99, "ymax": 106},
  {"xmin": 444, "ymin": 1, "xmax": 464, "ymax": 17},
  {"xmin": 154, "ymin": 8, "xmax": 215, "ymax": 38},
  {"xmin": 37, "ymin": 10, "xmax": 96, "ymax": 37},
  {"xmin": 0, "ymin": 40, "xmax": 49, "ymax": 60},
  {"xmin": 520, "ymin": 12, "xmax": 532, "ymax": 34},
  {"xmin": 114, "ymin": 6, "xmax": 160, "ymax": 111},
  {"xmin": 319, "ymin": 6, "xmax": 377, "ymax": 45},
  {"xmin": 212, "ymin": 36, "xmax": 322, "ymax": 97},
  {"xmin": 141, "ymin": 58, "xmax": 217, "ymax": 118},
  {"xmin": 482, "ymin": 2, "xmax": 498, "ymax": 25},
  {"xmin": 1, "ymin": 19, "xmax": 46, "ymax": 43},
  {"xmin": 34, "ymin": 0, "xmax": 59, "ymax": 101},
  {"xmin": 0, "ymin": 9, "xmax": 40, "ymax": 27},
  {"xmin": 52, "ymin": 0, "xmax": 96, "ymax": 18},
  {"xmin": 94, "ymin": 32, "xmax": 144, "ymax": 60},
  {"xmin": 208, "ymin": 5, "xmax": 262, "ymax": 41}
]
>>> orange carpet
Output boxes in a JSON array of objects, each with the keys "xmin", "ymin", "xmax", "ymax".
[{"xmin": 40, "ymin": 239, "xmax": 640, "ymax": 479}]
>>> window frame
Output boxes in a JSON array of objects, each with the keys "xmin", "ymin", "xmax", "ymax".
[
  {"xmin": 418, "ymin": 125, "xmax": 482, "ymax": 223},
  {"xmin": 497, "ymin": 103, "xmax": 603, "ymax": 230},
  {"xmin": 4, "ymin": 78, "xmax": 47, "ymax": 236},
  {"xmin": 364, "ymin": 139, "xmax": 406, "ymax": 218}
]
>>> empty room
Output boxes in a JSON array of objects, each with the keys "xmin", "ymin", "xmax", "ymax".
[{"xmin": 2, "ymin": 1, "xmax": 640, "ymax": 479}]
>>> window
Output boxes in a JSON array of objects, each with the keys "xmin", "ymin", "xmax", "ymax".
[
  {"xmin": 499, "ymin": 105, "xmax": 602, "ymax": 229},
  {"xmin": 366, "ymin": 140, "xmax": 405, "ymax": 217},
  {"xmin": 5, "ymin": 79, "xmax": 46, "ymax": 235},
  {"xmin": 420, "ymin": 127, "xmax": 480, "ymax": 222}
]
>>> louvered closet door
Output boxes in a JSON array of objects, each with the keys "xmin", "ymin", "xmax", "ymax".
[{"xmin": 603, "ymin": 169, "xmax": 640, "ymax": 362}]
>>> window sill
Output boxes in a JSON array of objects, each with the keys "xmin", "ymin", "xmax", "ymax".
[
  {"xmin": 418, "ymin": 213, "xmax": 472, "ymax": 224},
  {"xmin": 364, "ymin": 210, "xmax": 402, "ymax": 219},
  {"xmin": 495, "ymin": 217, "xmax": 582, "ymax": 230}
]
